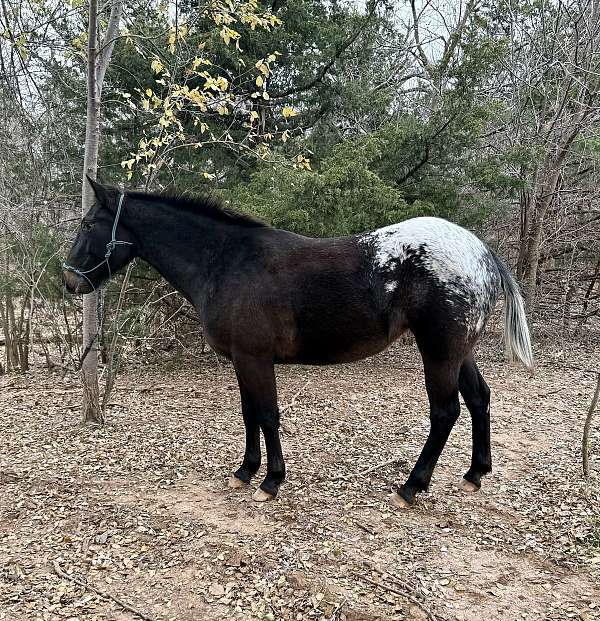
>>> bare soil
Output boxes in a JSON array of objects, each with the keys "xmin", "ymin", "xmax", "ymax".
[{"xmin": 1, "ymin": 338, "xmax": 599, "ymax": 621}]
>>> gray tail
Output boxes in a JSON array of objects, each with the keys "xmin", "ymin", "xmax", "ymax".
[{"xmin": 492, "ymin": 254, "xmax": 534, "ymax": 371}]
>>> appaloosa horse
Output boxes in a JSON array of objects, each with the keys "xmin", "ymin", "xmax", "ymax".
[{"xmin": 64, "ymin": 179, "xmax": 533, "ymax": 508}]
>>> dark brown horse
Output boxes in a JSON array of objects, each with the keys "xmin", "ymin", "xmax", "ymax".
[{"xmin": 64, "ymin": 179, "xmax": 533, "ymax": 508}]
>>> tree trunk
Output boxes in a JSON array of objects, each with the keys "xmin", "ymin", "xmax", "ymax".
[
  {"xmin": 521, "ymin": 160, "xmax": 566, "ymax": 307},
  {"xmin": 80, "ymin": 0, "xmax": 102, "ymax": 424},
  {"xmin": 516, "ymin": 188, "xmax": 531, "ymax": 280},
  {"xmin": 80, "ymin": 0, "xmax": 123, "ymax": 424}
]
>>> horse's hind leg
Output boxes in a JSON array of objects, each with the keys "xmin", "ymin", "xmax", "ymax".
[
  {"xmin": 392, "ymin": 355, "xmax": 461, "ymax": 508},
  {"xmin": 229, "ymin": 373, "xmax": 261, "ymax": 488},
  {"xmin": 232, "ymin": 354, "xmax": 285, "ymax": 502},
  {"xmin": 458, "ymin": 355, "xmax": 492, "ymax": 492}
]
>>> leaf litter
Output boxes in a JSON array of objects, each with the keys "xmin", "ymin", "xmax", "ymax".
[{"xmin": 0, "ymin": 337, "xmax": 599, "ymax": 620}]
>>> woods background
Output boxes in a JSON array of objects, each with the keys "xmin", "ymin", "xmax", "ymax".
[{"xmin": 1, "ymin": 0, "xmax": 599, "ymax": 381}]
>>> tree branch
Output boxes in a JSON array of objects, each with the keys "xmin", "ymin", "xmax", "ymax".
[
  {"xmin": 396, "ymin": 111, "xmax": 459, "ymax": 185},
  {"xmin": 96, "ymin": 0, "xmax": 123, "ymax": 88},
  {"xmin": 272, "ymin": 0, "xmax": 381, "ymax": 99}
]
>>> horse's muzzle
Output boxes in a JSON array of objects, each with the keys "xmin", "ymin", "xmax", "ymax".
[{"xmin": 63, "ymin": 270, "xmax": 93, "ymax": 294}]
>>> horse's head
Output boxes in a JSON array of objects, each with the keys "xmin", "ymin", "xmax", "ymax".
[{"xmin": 63, "ymin": 177, "xmax": 136, "ymax": 294}]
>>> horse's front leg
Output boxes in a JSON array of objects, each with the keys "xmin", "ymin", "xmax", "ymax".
[
  {"xmin": 231, "ymin": 354, "xmax": 285, "ymax": 501},
  {"xmin": 228, "ymin": 373, "xmax": 261, "ymax": 488}
]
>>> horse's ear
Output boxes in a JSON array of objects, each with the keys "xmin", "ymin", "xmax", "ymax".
[{"xmin": 86, "ymin": 175, "xmax": 110, "ymax": 205}]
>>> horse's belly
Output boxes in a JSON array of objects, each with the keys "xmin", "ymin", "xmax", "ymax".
[{"xmin": 278, "ymin": 321, "xmax": 400, "ymax": 365}]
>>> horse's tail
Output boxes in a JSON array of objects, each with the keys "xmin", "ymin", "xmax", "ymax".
[{"xmin": 492, "ymin": 253, "xmax": 534, "ymax": 371}]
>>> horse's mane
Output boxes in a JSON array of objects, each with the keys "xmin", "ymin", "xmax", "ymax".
[{"xmin": 128, "ymin": 189, "xmax": 269, "ymax": 229}]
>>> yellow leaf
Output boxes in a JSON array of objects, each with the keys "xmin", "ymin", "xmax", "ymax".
[
  {"xmin": 146, "ymin": 88, "xmax": 153, "ymax": 97},
  {"xmin": 282, "ymin": 106, "xmax": 297, "ymax": 119},
  {"xmin": 255, "ymin": 75, "xmax": 264, "ymax": 88},
  {"xmin": 151, "ymin": 58, "xmax": 163, "ymax": 74},
  {"xmin": 295, "ymin": 154, "xmax": 312, "ymax": 171},
  {"xmin": 202, "ymin": 172, "xmax": 215, "ymax": 180},
  {"xmin": 255, "ymin": 61, "xmax": 269, "ymax": 76}
]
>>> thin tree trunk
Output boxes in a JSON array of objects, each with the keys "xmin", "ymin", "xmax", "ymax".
[
  {"xmin": 6, "ymin": 295, "xmax": 18, "ymax": 370},
  {"xmin": 17, "ymin": 290, "xmax": 29, "ymax": 370},
  {"xmin": 0, "ymin": 298, "xmax": 11, "ymax": 371},
  {"xmin": 516, "ymin": 188, "xmax": 530, "ymax": 280},
  {"xmin": 577, "ymin": 260, "xmax": 600, "ymax": 334},
  {"xmin": 81, "ymin": 0, "xmax": 102, "ymax": 423},
  {"xmin": 80, "ymin": 0, "xmax": 123, "ymax": 424},
  {"xmin": 522, "ymin": 171, "xmax": 561, "ymax": 308}
]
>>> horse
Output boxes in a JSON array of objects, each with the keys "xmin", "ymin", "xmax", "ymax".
[{"xmin": 63, "ymin": 178, "xmax": 533, "ymax": 509}]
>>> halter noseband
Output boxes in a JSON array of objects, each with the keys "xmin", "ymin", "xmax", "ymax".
[{"xmin": 63, "ymin": 192, "xmax": 133, "ymax": 292}]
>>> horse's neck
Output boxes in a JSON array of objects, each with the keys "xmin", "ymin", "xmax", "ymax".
[{"xmin": 133, "ymin": 209, "xmax": 231, "ymax": 306}]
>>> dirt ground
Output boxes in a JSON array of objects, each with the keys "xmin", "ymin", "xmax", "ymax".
[{"xmin": 1, "ymin": 336, "xmax": 599, "ymax": 621}]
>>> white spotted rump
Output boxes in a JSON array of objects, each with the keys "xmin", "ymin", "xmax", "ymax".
[{"xmin": 360, "ymin": 217, "xmax": 501, "ymax": 334}]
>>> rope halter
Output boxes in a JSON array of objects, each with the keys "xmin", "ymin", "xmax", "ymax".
[{"xmin": 63, "ymin": 192, "xmax": 133, "ymax": 292}]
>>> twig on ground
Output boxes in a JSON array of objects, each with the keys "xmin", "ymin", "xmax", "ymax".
[
  {"xmin": 326, "ymin": 597, "xmax": 347, "ymax": 620},
  {"xmin": 357, "ymin": 457, "xmax": 402, "ymax": 477},
  {"xmin": 281, "ymin": 380, "xmax": 311, "ymax": 413},
  {"xmin": 280, "ymin": 380, "xmax": 310, "ymax": 435},
  {"xmin": 356, "ymin": 522, "xmax": 376, "ymax": 535},
  {"xmin": 353, "ymin": 572, "xmax": 442, "ymax": 621},
  {"xmin": 52, "ymin": 561, "xmax": 157, "ymax": 621}
]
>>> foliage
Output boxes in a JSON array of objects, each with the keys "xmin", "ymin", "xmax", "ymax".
[
  {"xmin": 230, "ymin": 132, "xmax": 413, "ymax": 236},
  {"xmin": 118, "ymin": 0, "xmax": 293, "ymax": 180}
]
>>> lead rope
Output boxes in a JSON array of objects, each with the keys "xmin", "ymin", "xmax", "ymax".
[{"xmin": 64, "ymin": 192, "xmax": 132, "ymax": 368}]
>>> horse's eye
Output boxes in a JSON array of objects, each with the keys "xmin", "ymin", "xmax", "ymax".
[{"xmin": 81, "ymin": 221, "xmax": 93, "ymax": 232}]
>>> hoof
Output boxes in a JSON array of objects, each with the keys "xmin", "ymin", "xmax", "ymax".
[
  {"xmin": 389, "ymin": 492, "xmax": 411, "ymax": 510},
  {"xmin": 253, "ymin": 488, "xmax": 275, "ymax": 502},
  {"xmin": 228, "ymin": 475, "xmax": 248, "ymax": 489},
  {"xmin": 458, "ymin": 478, "xmax": 480, "ymax": 493}
]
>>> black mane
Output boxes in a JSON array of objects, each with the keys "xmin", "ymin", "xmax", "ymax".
[{"xmin": 128, "ymin": 189, "xmax": 269, "ymax": 229}]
